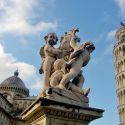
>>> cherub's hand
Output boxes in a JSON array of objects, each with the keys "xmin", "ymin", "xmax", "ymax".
[
  {"xmin": 63, "ymin": 50, "xmax": 70, "ymax": 55},
  {"xmin": 71, "ymin": 27, "xmax": 79, "ymax": 35},
  {"xmin": 71, "ymin": 28, "xmax": 79, "ymax": 40}
]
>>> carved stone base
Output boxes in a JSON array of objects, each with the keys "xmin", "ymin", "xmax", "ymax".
[
  {"xmin": 22, "ymin": 88, "xmax": 104, "ymax": 125},
  {"xmin": 40, "ymin": 87, "xmax": 89, "ymax": 108}
]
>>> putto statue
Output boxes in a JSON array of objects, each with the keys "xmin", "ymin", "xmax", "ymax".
[
  {"xmin": 39, "ymin": 28, "xmax": 95, "ymax": 96},
  {"xmin": 39, "ymin": 33, "xmax": 69, "ymax": 90}
]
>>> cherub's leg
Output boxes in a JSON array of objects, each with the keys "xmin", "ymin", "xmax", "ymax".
[
  {"xmin": 44, "ymin": 70, "xmax": 51, "ymax": 89},
  {"xmin": 39, "ymin": 62, "xmax": 44, "ymax": 74},
  {"xmin": 50, "ymin": 77, "xmax": 58, "ymax": 87},
  {"xmin": 76, "ymin": 73, "xmax": 85, "ymax": 88},
  {"xmin": 59, "ymin": 69, "xmax": 78, "ymax": 89},
  {"xmin": 50, "ymin": 72, "xmax": 63, "ymax": 87},
  {"xmin": 43, "ymin": 58, "xmax": 55, "ymax": 90}
]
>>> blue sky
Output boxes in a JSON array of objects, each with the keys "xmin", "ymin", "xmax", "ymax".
[{"xmin": 0, "ymin": 0, "xmax": 125, "ymax": 124}]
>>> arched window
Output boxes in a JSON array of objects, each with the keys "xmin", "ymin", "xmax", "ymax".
[
  {"xmin": 122, "ymin": 34, "xmax": 125, "ymax": 42},
  {"xmin": 122, "ymin": 45, "xmax": 125, "ymax": 56},
  {"xmin": 3, "ymin": 93, "xmax": 11, "ymax": 100},
  {"xmin": 121, "ymin": 61, "xmax": 124, "ymax": 71},
  {"xmin": 14, "ymin": 94, "xmax": 22, "ymax": 99},
  {"xmin": 119, "ymin": 76, "xmax": 122, "ymax": 88},
  {"xmin": 119, "ymin": 46, "xmax": 122, "ymax": 57},
  {"xmin": 118, "ymin": 63, "xmax": 121, "ymax": 72}
]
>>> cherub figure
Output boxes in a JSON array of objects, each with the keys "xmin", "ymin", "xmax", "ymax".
[
  {"xmin": 50, "ymin": 59, "xmax": 90, "ymax": 96},
  {"xmin": 50, "ymin": 59, "xmax": 66, "ymax": 87},
  {"xmin": 39, "ymin": 33, "xmax": 69, "ymax": 90},
  {"xmin": 58, "ymin": 41, "xmax": 95, "ymax": 89}
]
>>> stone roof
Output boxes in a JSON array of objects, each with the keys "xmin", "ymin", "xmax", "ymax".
[
  {"xmin": 14, "ymin": 96, "xmax": 36, "ymax": 100},
  {"xmin": 0, "ymin": 70, "xmax": 29, "ymax": 96},
  {"xmin": 1, "ymin": 76, "xmax": 26, "ymax": 88},
  {"xmin": 0, "ymin": 70, "xmax": 26, "ymax": 89}
]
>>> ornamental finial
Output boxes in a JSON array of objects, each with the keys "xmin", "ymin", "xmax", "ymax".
[{"xmin": 14, "ymin": 69, "xmax": 19, "ymax": 77}]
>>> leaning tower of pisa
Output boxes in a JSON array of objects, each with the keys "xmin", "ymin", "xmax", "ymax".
[{"xmin": 114, "ymin": 25, "xmax": 125, "ymax": 125}]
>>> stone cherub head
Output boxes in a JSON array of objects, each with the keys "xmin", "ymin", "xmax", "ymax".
[
  {"xmin": 83, "ymin": 41, "xmax": 95, "ymax": 53},
  {"xmin": 44, "ymin": 33, "xmax": 58, "ymax": 46}
]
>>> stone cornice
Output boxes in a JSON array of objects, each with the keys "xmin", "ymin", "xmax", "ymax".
[
  {"xmin": 27, "ymin": 106, "xmax": 100, "ymax": 123},
  {"xmin": 22, "ymin": 97, "xmax": 104, "ymax": 116},
  {"xmin": 22, "ymin": 98, "xmax": 104, "ymax": 123}
]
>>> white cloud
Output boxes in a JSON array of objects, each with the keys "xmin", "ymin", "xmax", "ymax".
[
  {"xmin": 106, "ymin": 29, "xmax": 116, "ymax": 41},
  {"xmin": 116, "ymin": 0, "xmax": 125, "ymax": 17},
  {"xmin": 91, "ymin": 58, "xmax": 102, "ymax": 64},
  {"xmin": 0, "ymin": 0, "xmax": 58, "ymax": 35},
  {"xmin": 30, "ymin": 78, "xmax": 43, "ymax": 90},
  {"xmin": 0, "ymin": 43, "xmax": 43, "ymax": 94},
  {"xmin": 106, "ymin": 29, "xmax": 117, "ymax": 43},
  {"xmin": 0, "ymin": 44, "xmax": 4, "ymax": 53},
  {"xmin": 103, "ymin": 30, "xmax": 116, "ymax": 55},
  {"xmin": 104, "ymin": 44, "xmax": 114, "ymax": 55}
]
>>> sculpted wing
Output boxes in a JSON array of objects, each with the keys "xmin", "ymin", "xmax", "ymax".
[{"xmin": 39, "ymin": 45, "xmax": 45, "ymax": 58}]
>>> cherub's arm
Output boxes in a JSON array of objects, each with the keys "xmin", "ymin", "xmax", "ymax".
[
  {"xmin": 70, "ymin": 37, "xmax": 79, "ymax": 50},
  {"xmin": 39, "ymin": 45, "xmax": 45, "ymax": 58},
  {"xmin": 70, "ymin": 27, "xmax": 80, "ymax": 50},
  {"xmin": 46, "ymin": 45, "xmax": 70, "ymax": 57},
  {"xmin": 47, "ymin": 46, "xmax": 62, "ymax": 55}
]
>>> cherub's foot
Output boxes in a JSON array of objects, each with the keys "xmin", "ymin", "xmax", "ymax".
[
  {"xmin": 46, "ymin": 87, "xmax": 53, "ymax": 94},
  {"xmin": 58, "ymin": 84, "xmax": 66, "ymax": 90},
  {"xmin": 39, "ymin": 68, "xmax": 43, "ymax": 74},
  {"xmin": 84, "ymin": 88, "xmax": 90, "ymax": 96}
]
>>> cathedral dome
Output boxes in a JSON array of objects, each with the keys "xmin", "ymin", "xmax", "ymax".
[
  {"xmin": 0, "ymin": 70, "xmax": 29, "ymax": 97},
  {"xmin": 1, "ymin": 74, "xmax": 26, "ymax": 88}
]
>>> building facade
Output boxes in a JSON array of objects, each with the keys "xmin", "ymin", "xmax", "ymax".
[
  {"xmin": 0, "ymin": 70, "xmax": 36, "ymax": 125},
  {"xmin": 114, "ymin": 25, "xmax": 125, "ymax": 125}
]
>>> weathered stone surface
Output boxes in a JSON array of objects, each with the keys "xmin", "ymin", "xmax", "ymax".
[
  {"xmin": 114, "ymin": 24, "xmax": 125, "ymax": 125},
  {"xmin": 22, "ymin": 97, "xmax": 104, "ymax": 125},
  {"xmin": 44, "ymin": 87, "xmax": 89, "ymax": 108}
]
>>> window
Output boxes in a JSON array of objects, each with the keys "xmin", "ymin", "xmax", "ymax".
[{"xmin": 122, "ymin": 34, "xmax": 125, "ymax": 41}]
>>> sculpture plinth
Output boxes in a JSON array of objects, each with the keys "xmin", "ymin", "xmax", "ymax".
[{"xmin": 22, "ymin": 88, "xmax": 104, "ymax": 125}]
